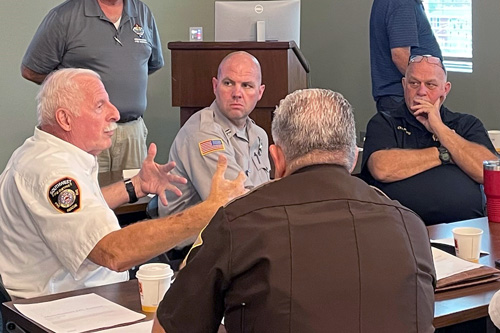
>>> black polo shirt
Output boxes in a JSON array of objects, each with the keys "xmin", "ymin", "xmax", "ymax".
[{"xmin": 360, "ymin": 104, "xmax": 496, "ymax": 225}]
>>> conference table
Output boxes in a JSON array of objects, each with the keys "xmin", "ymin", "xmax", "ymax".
[
  {"xmin": 2, "ymin": 280, "xmax": 149, "ymax": 332},
  {"xmin": 430, "ymin": 217, "xmax": 500, "ymax": 330},
  {"xmin": 3, "ymin": 217, "xmax": 500, "ymax": 332}
]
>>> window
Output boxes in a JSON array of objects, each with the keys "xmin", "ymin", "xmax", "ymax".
[{"xmin": 425, "ymin": 0, "xmax": 472, "ymax": 73}]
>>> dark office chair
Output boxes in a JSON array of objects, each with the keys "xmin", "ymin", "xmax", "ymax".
[
  {"xmin": 0, "ymin": 275, "xmax": 11, "ymax": 303},
  {"xmin": 1, "ymin": 275, "xmax": 13, "ymax": 333},
  {"xmin": 145, "ymin": 195, "xmax": 159, "ymax": 219}
]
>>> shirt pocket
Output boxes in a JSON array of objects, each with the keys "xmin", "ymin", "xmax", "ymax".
[{"xmin": 251, "ymin": 152, "xmax": 270, "ymax": 181}]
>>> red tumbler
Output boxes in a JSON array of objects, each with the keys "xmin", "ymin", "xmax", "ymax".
[{"xmin": 484, "ymin": 160, "xmax": 500, "ymax": 222}]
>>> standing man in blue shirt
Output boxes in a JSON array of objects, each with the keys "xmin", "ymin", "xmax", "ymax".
[
  {"xmin": 21, "ymin": 0, "xmax": 164, "ymax": 173},
  {"xmin": 370, "ymin": 0, "xmax": 442, "ymax": 113}
]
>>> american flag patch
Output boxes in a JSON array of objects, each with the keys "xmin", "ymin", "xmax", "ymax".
[{"xmin": 199, "ymin": 139, "xmax": 225, "ymax": 155}]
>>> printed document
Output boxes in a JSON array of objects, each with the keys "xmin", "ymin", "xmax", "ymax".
[{"xmin": 14, "ymin": 293, "xmax": 145, "ymax": 333}]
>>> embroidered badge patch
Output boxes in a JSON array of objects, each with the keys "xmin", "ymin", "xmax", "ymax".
[
  {"xmin": 199, "ymin": 138, "xmax": 225, "ymax": 156},
  {"xmin": 132, "ymin": 23, "xmax": 144, "ymax": 37},
  {"xmin": 48, "ymin": 177, "xmax": 81, "ymax": 213}
]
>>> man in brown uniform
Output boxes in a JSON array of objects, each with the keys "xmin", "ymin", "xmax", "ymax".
[{"xmin": 153, "ymin": 89, "xmax": 436, "ymax": 333}]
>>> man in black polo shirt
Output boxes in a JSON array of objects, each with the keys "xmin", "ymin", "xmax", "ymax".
[{"xmin": 361, "ymin": 55, "xmax": 498, "ymax": 225}]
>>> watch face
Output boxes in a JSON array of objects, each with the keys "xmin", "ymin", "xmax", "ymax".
[{"xmin": 439, "ymin": 147, "xmax": 451, "ymax": 163}]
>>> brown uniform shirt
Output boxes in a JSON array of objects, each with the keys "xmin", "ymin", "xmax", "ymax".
[{"xmin": 157, "ymin": 164, "xmax": 436, "ymax": 333}]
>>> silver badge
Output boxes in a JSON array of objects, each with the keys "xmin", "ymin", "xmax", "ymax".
[{"xmin": 132, "ymin": 23, "xmax": 144, "ymax": 38}]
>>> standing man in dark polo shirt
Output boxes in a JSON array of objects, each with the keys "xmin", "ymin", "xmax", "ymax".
[
  {"xmin": 21, "ymin": 0, "xmax": 163, "ymax": 172},
  {"xmin": 152, "ymin": 89, "xmax": 435, "ymax": 333},
  {"xmin": 370, "ymin": 0, "xmax": 441, "ymax": 113},
  {"xmin": 361, "ymin": 55, "xmax": 498, "ymax": 225}
]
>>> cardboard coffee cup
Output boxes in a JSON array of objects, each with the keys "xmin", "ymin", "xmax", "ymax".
[
  {"xmin": 136, "ymin": 263, "xmax": 173, "ymax": 312},
  {"xmin": 488, "ymin": 130, "xmax": 500, "ymax": 153},
  {"xmin": 452, "ymin": 227, "xmax": 483, "ymax": 263}
]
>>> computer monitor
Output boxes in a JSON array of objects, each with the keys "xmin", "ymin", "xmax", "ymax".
[{"xmin": 215, "ymin": 0, "xmax": 301, "ymax": 47}]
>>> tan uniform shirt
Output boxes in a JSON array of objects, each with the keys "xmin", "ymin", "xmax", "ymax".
[{"xmin": 158, "ymin": 101, "xmax": 270, "ymax": 218}]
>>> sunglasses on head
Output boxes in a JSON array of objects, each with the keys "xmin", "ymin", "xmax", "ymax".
[{"xmin": 408, "ymin": 55, "xmax": 446, "ymax": 72}]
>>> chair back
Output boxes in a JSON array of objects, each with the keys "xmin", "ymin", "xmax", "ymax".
[
  {"xmin": 146, "ymin": 195, "xmax": 159, "ymax": 219},
  {"xmin": 0, "ymin": 275, "xmax": 11, "ymax": 303}
]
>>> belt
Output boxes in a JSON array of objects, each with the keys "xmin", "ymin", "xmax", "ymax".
[{"xmin": 117, "ymin": 115, "xmax": 141, "ymax": 123}]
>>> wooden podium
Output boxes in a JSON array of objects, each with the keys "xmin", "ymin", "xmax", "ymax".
[{"xmin": 167, "ymin": 41, "xmax": 309, "ymax": 143}]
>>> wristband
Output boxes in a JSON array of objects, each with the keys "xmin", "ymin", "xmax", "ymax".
[{"xmin": 124, "ymin": 178, "xmax": 138, "ymax": 203}]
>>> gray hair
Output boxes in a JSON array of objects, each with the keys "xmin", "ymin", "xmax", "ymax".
[
  {"xmin": 36, "ymin": 68, "xmax": 101, "ymax": 127},
  {"xmin": 271, "ymin": 88, "xmax": 357, "ymax": 170}
]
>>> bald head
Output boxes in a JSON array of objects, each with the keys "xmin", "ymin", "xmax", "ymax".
[
  {"xmin": 212, "ymin": 51, "xmax": 265, "ymax": 128},
  {"xmin": 217, "ymin": 51, "xmax": 262, "ymax": 85}
]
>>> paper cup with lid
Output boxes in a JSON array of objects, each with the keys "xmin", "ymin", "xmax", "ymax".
[{"xmin": 136, "ymin": 263, "xmax": 174, "ymax": 312}]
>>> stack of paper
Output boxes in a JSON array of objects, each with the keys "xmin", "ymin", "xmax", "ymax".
[
  {"xmin": 432, "ymin": 247, "xmax": 500, "ymax": 292},
  {"xmin": 14, "ymin": 293, "xmax": 147, "ymax": 332},
  {"xmin": 122, "ymin": 169, "xmax": 140, "ymax": 180}
]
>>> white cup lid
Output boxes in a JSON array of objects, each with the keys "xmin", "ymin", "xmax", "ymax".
[{"xmin": 136, "ymin": 263, "xmax": 173, "ymax": 279}]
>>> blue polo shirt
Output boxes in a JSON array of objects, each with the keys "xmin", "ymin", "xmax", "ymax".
[
  {"xmin": 22, "ymin": 0, "xmax": 164, "ymax": 120},
  {"xmin": 360, "ymin": 104, "xmax": 496, "ymax": 225},
  {"xmin": 370, "ymin": 0, "xmax": 442, "ymax": 100}
]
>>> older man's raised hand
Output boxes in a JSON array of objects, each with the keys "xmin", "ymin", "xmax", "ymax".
[
  {"xmin": 134, "ymin": 143, "xmax": 187, "ymax": 206},
  {"xmin": 206, "ymin": 154, "xmax": 248, "ymax": 208}
]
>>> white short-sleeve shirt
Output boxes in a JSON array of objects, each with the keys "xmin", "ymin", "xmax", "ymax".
[{"xmin": 0, "ymin": 128, "xmax": 127, "ymax": 298}]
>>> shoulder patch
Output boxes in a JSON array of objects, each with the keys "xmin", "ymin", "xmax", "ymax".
[
  {"xmin": 199, "ymin": 138, "xmax": 225, "ymax": 156},
  {"xmin": 47, "ymin": 177, "xmax": 81, "ymax": 213}
]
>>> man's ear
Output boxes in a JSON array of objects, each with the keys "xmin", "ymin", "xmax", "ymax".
[
  {"xmin": 269, "ymin": 144, "xmax": 286, "ymax": 179},
  {"xmin": 55, "ymin": 108, "xmax": 72, "ymax": 132},
  {"xmin": 444, "ymin": 81, "xmax": 452, "ymax": 97},
  {"xmin": 257, "ymin": 84, "xmax": 265, "ymax": 101},
  {"xmin": 212, "ymin": 77, "xmax": 218, "ymax": 95}
]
